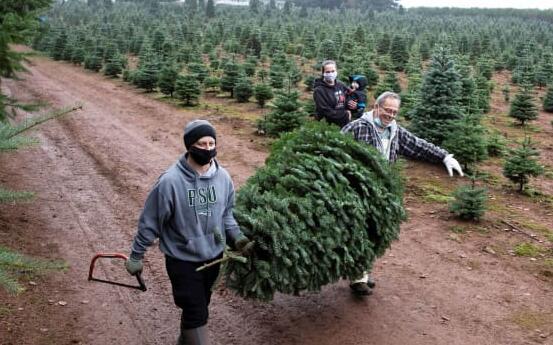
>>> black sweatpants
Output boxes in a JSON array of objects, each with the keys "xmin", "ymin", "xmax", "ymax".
[{"xmin": 165, "ymin": 254, "xmax": 222, "ymax": 329}]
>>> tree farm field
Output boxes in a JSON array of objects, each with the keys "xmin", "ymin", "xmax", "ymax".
[
  {"xmin": 2, "ymin": 3, "xmax": 553, "ymax": 345},
  {"xmin": 0, "ymin": 51, "xmax": 551, "ymax": 345}
]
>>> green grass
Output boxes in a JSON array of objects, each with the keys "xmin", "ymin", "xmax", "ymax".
[
  {"xmin": 449, "ymin": 225, "xmax": 466, "ymax": 234},
  {"xmin": 0, "ymin": 247, "xmax": 67, "ymax": 295},
  {"xmin": 0, "ymin": 187, "xmax": 35, "ymax": 203},
  {"xmin": 418, "ymin": 183, "xmax": 454, "ymax": 204},
  {"xmin": 510, "ymin": 309, "xmax": 553, "ymax": 331},
  {"xmin": 514, "ymin": 242, "xmax": 544, "ymax": 257}
]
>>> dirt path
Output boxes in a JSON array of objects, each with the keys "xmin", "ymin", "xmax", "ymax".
[{"xmin": 1, "ymin": 57, "xmax": 551, "ymax": 345}]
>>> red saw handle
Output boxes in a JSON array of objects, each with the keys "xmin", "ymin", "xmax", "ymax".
[{"xmin": 88, "ymin": 253, "xmax": 147, "ymax": 292}]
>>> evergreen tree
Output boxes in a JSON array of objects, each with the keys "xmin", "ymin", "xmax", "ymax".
[
  {"xmin": 84, "ymin": 51, "xmax": 103, "ymax": 72},
  {"xmin": 254, "ymin": 83, "xmax": 274, "ymax": 108},
  {"xmin": 220, "ymin": 61, "xmax": 240, "ymax": 97},
  {"xmin": 543, "ymin": 85, "xmax": 553, "ymax": 112},
  {"xmin": 376, "ymin": 33, "xmax": 391, "ymax": 55},
  {"xmin": 474, "ymin": 76, "xmax": 492, "ymax": 114},
  {"xmin": 269, "ymin": 64, "xmax": 286, "ymax": 89},
  {"xmin": 535, "ymin": 51, "xmax": 553, "ymax": 88},
  {"xmin": 187, "ymin": 62, "xmax": 209, "ymax": 84},
  {"xmin": 318, "ymin": 39, "xmax": 338, "ymax": 61},
  {"xmin": 449, "ymin": 179, "xmax": 487, "ymax": 221},
  {"xmin": 249, "ymin": 0, "xmax": 260, "ymax": 14},
  {"xmin": 175, "ymin": 74, "xmax": 200, "ymax": 106},
  {"xmin": 442, "ymin": 115, "xmax": 488, "ymax": 172},
  {"xmin": 158, "ymin": 64, "xmax": 178, "ymax": 97},
  {"xmin": 71, "ymin": 47, "xmax": 86, "ymax": 65},
  {"xmin": 503, "ymin": 137, "xmax": 544, "ymax": 192},
  {"xmin": 133, "ymin": 54, "xmax": 160, "ymax": 92},
  {"xmin": 390, "ymin": 35, "xmax": 409, "ymax": 72},
  {"xmin": 51, "ymin": 29, "xmax": 67, "ymax": 61},
  {"xmin": 206, "ymin": 0, "xmax": 215, "ymax": 18},
  {"xmin": 203, "ymin": 76, "xmax": 220, "ymax": 91},
  {"xmin": 234, "ymin": 77, "xmax": 253, "ymax": 103},
  {"xmin": 486, "ymin": 130, "xmax": 506, "ymax": 157},
  {"xmin": 103, "ymin": 54, "xmax": 124, "ymax": 77},
  {"xmin": 258, "ymin": 90, "xmax": 307, "ymax": 136},
  {"xmin": 374, "ymin": 71, "xmax": 401, "ymax": 97},
  {"xmin": 502, "ymin": 83, "xmax": 510, "ymax": 102},
  {"xmin": 226, "ymin": 122, "xmax": 405, "ymax": 301},
  {"xmin": 509, "ymin": 84, "xmax": 538, "ymax": 126},
  {"xmin": 409, "ymin": 47, "xmax": 464, "ymax": 146}
]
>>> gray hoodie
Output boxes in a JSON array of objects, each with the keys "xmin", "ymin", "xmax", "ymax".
[{"xmin": 130, "ymin": 155, "xmax": 243, "ymax": 262}]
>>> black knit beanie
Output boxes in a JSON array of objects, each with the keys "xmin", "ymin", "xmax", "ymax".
[{"xmin": 183, "ymin": 120, "xmax": 217, "ymax": 150}]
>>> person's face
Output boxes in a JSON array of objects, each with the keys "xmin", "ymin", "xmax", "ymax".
[
  {"xmin": 193, "ymin": 136, "xmax": 216, "ymax": 151},
  {"xmin": 351, "ymin": 81, "xmax": 359, "ymax": 90},
  {"xmin": 375, "ymin": 98, "xmax": 400, "ymax": 127},
  {"xmin": 323, "ymin": 63, "xmax": 336, "ymax": 74}
]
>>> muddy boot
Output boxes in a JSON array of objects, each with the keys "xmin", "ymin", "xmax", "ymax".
[
  {"xmin": 177, "ymin": 326, "xmax": 209, "ymax": 345},
  {"xmin": 349, "ymin": 282, "xmax": 373, "ymax": 296}
]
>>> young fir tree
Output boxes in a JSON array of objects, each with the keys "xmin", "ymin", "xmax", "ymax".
[
  {"xmin": 486, "ymin": 130, "xmax": 507, "ymax": 157},
  {"xmin": 318, "ymin": 39, "xmax": 338, "ymax": 61},
  {"xmin": 175, "ymin": 74, "xmax": 200, "ymax": 106},
  {"xmin": 205, "ymin": 0, "xmax": 215, "ymax": 18},
  {"xmin": 442, "ymin": 115, "xmax": 488, "ymax": 172},
  {"xmin": 409, "ymin": 47, "xmax": 464, "ymax": 146},
  {"xmin": 374, "ymin": 71, "xmax": 401, "ymax": 98},
  {"xmin": 158, "ymin": 64, "xmax": 178, "ymax": 97},
  {"xmin": 84, "ymin": 50, "xmax": 103, "ymax": 72},
  {"xmin": 103, "ymin": 54, "xmax": 125, "ymax": 78},
  {"xmin": 503, "ymin": 137, "xmax": 544, "ymax": 192},
  {"xmin": 502, "ymin": 83, "xmax": 510, "ymax": 102},
  {"xmin": 234, "ymin": 77, "xmax": 253, "ymax": 103},
  {"xmin": 200, "ymin": 75, "xmax": 217, "ymax": 90},
  {"xmin": 258, "ymin": 89, "xmax": 307, "ymax": 136},
  {"xmin": 220, "ymin": 61, "xmax": 240, "ymax": 98},
  {"xmin": 226, "ymin": 122, "xmax": 405, "ymax": 301},
  {"xmin": 390, "ymin": 35, "xmax": 409, "ymax": 72},
  {"xmin": 449, "ymin": 177, "xmax": 487, "ymax": 221},
  {"xmin": 253, "ymin": 83, "xmax": 274, "ymax": 108},
  {"xmin": 509, "ymin": 84, "xmax": 538, "ymax": 126},
  {"xmin": 187, "ymin": 62, "xmax": 209, "ymax": 84},
  {"xmin": 269, "ymin": 64, "xmax": 286, "ymax": 89},
  {"xmin": 543, "ymin": 85, "xmax": 553, "ymax": 113}
]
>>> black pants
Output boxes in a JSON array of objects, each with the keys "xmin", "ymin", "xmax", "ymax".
[{"xmin": 165, "ymin": 255, "xmax": 222, "ymax": 329}]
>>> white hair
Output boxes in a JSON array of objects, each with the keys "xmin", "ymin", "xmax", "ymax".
[{"xmin": 375, "ymin": 91, "xmax": 401, "ymax": 107}]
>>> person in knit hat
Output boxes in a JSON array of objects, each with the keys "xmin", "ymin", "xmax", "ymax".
[{"xmin": 126, "ymin": 119, "xmax": 254, "ymax": 345}]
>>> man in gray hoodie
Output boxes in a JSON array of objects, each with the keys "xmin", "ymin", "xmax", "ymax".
[
  {"xmin": 341, "ymin": 91, "xmax": 463, "ymax": 296},
  {"xmin": 125, "ymin": 120, "xmax": 253, "ymax": 345}
]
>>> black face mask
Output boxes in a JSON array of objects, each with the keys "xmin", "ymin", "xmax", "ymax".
[{"xmin": 189, "ymin": 146, "xmax": 217, "ymax": 166}]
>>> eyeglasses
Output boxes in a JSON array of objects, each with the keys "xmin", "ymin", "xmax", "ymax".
[{"xmin": 378, "ymin": 106, "xmax": 398, "ymax": 119}]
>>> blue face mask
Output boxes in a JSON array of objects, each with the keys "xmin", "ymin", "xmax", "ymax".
[{"xmin": 374, "ymin": 117, "xmax": 384, "ymax": 128}]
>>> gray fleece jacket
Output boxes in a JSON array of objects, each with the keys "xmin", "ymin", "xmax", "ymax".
[{"xmin": 130, "ymin": 154, "xmax": 243, "ymax": 262}]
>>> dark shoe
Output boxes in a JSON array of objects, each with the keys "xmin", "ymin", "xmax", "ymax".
[
  {"xmin": 177, "ymin": 326, "xmax": 209, "ymax": 345},
  {"xmin": 349, "ymin": 282, "xmax": 373, "ymax": 296},
  {"xmin": 366, "ymin": 275, "xmax": 376, "ymax": 289}
]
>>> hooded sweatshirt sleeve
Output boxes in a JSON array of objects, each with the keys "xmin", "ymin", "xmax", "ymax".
[
  {"xmin": 130, "ymin": 179, "xmax": 174, "ymax": 259},
  {"xmin": 223, "ymin": 178, "xmax": 243, "ymax": 244}
]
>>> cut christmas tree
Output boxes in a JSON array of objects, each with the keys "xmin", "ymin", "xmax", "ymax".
[{"xmin": 226, "ymin": 122, "xmax": 406, "ymax": 301}]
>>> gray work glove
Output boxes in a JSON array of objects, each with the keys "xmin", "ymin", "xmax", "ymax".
[
  {"xmin": 234, "ymin": 235, "xmax": 255, "ymax": 257},
  {"xmin": 125, "ymin": 257, "xmax": 143, "ymax": 275}
]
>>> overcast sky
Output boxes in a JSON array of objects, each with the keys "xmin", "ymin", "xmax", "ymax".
[{"xmin": 399, "ymin": 0, "xmax": 552, "ymax": 9}]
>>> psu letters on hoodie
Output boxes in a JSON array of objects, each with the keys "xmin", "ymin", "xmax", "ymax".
[{"xmin": 130, "ymin": 155, "xmax": 243, "ymax": 262}]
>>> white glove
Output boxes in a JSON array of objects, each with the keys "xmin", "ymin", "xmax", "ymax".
[{"xmin": 443, "ymin": 154, "xmax": 464, "ymax": 177}]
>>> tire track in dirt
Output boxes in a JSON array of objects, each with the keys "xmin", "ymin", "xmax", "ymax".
[{"xmin": 3, "ymin": 56, "xmax": 552, "ymax": 345}]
